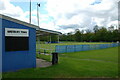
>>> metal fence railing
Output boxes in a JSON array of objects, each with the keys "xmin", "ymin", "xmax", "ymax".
[
  {"xmin": 55, "ymin": 43, "xmax": 119, "ymax": 53},
  {"xmin": 36, "ymin": 43, "xmax": 56, "ymax": 53}
]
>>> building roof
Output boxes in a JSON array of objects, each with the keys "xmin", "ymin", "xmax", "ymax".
[{"xmin": 0, "ymin": 14, "xmax": 62, "ymax": 35}]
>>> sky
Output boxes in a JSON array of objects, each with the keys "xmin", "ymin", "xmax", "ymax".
[{"xmin": 0, "ymin": 0, "xmax": 119, "ymax": 33}]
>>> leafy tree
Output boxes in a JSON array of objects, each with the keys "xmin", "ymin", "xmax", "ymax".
[
  {"xmin": 48, "ymin": 25, "xmax": 120, "ymax": 42},
  {"xmin": 112, "ymin": 29, "xmax": 119, "ymax": 41},
  {"xmin": 93, "ymin": 25, "xmax": 99, "ymax": 34},
  {"xmin": 74, "ymin": 29, "xmax": 82, "ymax": 42}
]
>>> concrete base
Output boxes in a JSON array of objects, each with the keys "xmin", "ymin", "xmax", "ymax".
[{"xmin": 36, "ymin": 59, "xmax": 52, "ymax": 68}]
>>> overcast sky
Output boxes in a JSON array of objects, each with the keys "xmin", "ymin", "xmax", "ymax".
[{"xmin": 0, "ymin": 0, "xmax": 119, "ymax": 33}]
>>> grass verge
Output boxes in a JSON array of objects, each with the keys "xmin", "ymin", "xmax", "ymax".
[{"xmin": 3, "ymin": 47, "xmax": 118, "ymax": 78}]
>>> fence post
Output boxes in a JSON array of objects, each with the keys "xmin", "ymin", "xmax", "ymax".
[
  {"xmin": 82, "ymin": 45, "xmax": 84, "ymax": 51},
  {"xmin": 66, "ymin": 45, "xmax": 67, "ymax": 53},
  {"xmin": 74, "ymin": 45, "xmax": 76, "ymax": 52},
  {"xmin": 88, "ymin": 45, "xmax": 90, "ymax": 50}
]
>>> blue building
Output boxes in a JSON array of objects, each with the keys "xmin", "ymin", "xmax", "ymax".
[
  {"xmin": 1, "ymin": 14, "xmax": 39, "ymax": 72},
  {"xmin": 0, "ymin": 14, "xmax": 61, "ymax": 72}
]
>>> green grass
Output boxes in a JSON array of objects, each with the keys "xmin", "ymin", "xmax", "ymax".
[
  {"xmin": 36, "ymin": 53, "xmax": 51, "ymax": 62},
  {"xmin": 59, "ymin": 48, "xmax": 118, "ymax": 63},
  {"xmin": 3, "ymin": 47, "xmax": 119, "ymax": 78}
]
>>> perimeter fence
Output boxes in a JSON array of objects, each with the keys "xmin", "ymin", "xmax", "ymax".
[{"xmin": 55, "ymin": 43, "xmax": 119, "ymax": 53}]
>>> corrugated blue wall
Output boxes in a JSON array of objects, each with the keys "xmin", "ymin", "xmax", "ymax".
[
  {"xmin": 1, "ymin": 18, "xmax": 36, "ymax": 72},
  {"xmin": 55, "ymin": 43, "xmax": 119, "ymax": 53}
]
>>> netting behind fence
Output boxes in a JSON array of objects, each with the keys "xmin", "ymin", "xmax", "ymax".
[{"xmin": 55, "ymin": 43, "xmax": 119, "ymax": 53}]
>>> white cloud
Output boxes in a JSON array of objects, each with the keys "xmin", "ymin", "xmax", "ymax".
[
  {"xmin": 0, "ymin": 0, "xmax": 57, "ymax": 31},
  {"xmin": 0, "ymin": 0, "xmax": 44, "ymax": 26},
  {"xmin": 0, "ymin": 0, "xmax": 29, "ymax": 23},
  {"xmin": 0, "ymin": 0, "xmax": 119, "ymax": 33},
  {"xmin": 46, "ymin": 0, "xmax": 119, "ymax": 33},
  {"xmin": 0, "ymin": 0, "xmax": 23, "ymax": 17},
  {"xmin": 107, "ymin": 20, "xmax": 119, "ymax": 29},
  {"xmin": 9, "ymin": 0, "xmax": 47, "ymax": 2}
]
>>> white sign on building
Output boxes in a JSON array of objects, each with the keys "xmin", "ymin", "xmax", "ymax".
[{"xmin": 5, "ymin": 28, "xmax": 29, "ymax": 37}]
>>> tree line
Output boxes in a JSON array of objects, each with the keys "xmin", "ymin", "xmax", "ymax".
[{"xmin": 60, "ymin": 25, "xmax": 120, "ymax": 42}]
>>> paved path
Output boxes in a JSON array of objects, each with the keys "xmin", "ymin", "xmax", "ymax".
[{"xmin": 36, "ymin": 59, "xmax": 52, "ymax": 68}]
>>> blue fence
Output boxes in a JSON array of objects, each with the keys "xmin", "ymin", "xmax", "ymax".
[{"xmin": 55, "ymin": 43, "xmax": 119, "ymax": 53}]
